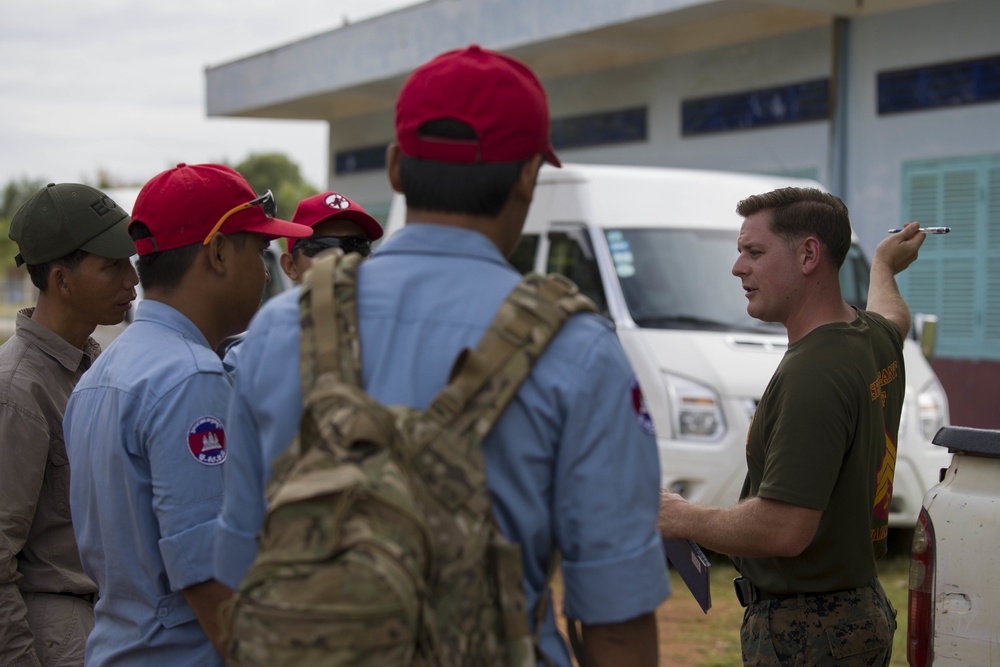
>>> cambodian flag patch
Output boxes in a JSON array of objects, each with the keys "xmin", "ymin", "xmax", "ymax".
[
  {"xmin": 187, "ymin": 416, "xmax": 227, "ymax": 466},
  {"xmin": 630, "ymin": 374, "xmax": 656, "ymax": 435}
]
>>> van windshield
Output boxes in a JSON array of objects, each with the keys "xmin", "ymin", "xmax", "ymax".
[{"xmin": 604, "ymin": 229, "xmax": 870, "ymax": 332}]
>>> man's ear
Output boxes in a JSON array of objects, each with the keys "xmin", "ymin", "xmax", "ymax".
[
  {"xmin": 279, "ymin": 252, "xmax": 299, "ymax": 283},
  {"xmin": 386, "ymin": 143, "xmax": 404, "ymax": 194},
  {"xmin": 800, "ymin": 236, "xmax": 822, "ymax": 275},
  {"xmin": 514, "ymin": 155, "xmax": 544, "ymax": 202},
  {"xmin": 49, "ymin": 265, "xmax": 71, "ymax": 296},
  {"xmin": 206, "ymin": 233, "xmax": 228, "ymax": 275}
]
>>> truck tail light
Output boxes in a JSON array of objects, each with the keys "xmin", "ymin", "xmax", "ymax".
[{"xmin": 907, "ymin": 507, "xmax": 935, "ymax": 667}]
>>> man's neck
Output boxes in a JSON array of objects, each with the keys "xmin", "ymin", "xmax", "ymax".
[
  {"xmin": 404, "ymin": 208, "xmax": 517, "ymax": 257},
  {"xmin": 30, "ymin": 297, "xmax": 94, "ymax": 350},
  {"xmin": 143, "ymin": 288, "xmax": 228, "ymax": 352},
  {"xmin": 785, "ymin": 298, "xmax": 856, "ymax": 344}
]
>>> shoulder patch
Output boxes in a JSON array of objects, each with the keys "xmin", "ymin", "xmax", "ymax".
[
  {"xmin": 629, "ymin": 374, "xmax": 656, "ymax": 436},
  {"xmin": 187, "ymin": 416, "xmax": 227, "ymax": 465}
]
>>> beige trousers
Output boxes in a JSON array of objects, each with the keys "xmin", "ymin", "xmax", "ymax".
[{"xmin": 22, "ymin": 592, "xmax": 95, "ymax": 667}]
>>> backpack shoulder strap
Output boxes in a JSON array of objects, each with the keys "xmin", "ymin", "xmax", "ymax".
[
  {"xmin": 427, "ymin": 271, "xmax": 597, "ymax": 423},
  {"xmin": 425, "ymin": 272, "xmax": 594, "ymax": 666},
  {"xmin": 299, "ymin": 250, "xmax": 365, "ymax": 392}
]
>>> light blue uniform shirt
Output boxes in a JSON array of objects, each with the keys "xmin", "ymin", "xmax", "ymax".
[
  {"xmin": 65, "ymin": 301, "xmax": 228, "ymax": 667},
  {"xmin": 216, "ymin": 224, "xmax": 670, "ymax": 665}
]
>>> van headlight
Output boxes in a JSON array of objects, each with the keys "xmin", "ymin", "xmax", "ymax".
[
  {"xmin": 663, "ymin": 372, "xmax": 725, "ymax": 440},
  {"xmin": 916, "ymin": 379, "xmax": 947, "ymax": 440}
]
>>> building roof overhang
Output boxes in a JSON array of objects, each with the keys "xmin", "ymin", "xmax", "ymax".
[{"xmin": 204, "ymin": 0, "xmax": 952, "ymax": 122}]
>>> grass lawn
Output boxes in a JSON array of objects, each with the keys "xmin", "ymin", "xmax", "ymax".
[
  {"xmin": 557, "ymin": 529, "xmax": 913, "ymax": 667},
  {"xmin": 658, "ymin": 547, "xmax": 911, "ymax": 666}
]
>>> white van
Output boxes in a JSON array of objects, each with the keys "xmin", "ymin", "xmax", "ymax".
[{"xmin": 384, "ymin": 163, "xmax": 952, "ymax": 528}]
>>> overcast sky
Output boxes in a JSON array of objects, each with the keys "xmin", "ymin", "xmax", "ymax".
[{"xmin": 0, "ymin": 0, "xmax": 422, "ymax": 191}]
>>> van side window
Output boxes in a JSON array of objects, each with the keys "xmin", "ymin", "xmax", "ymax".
[
  {"xmin": 546, "ymin": 231, "xmax": 609, "ymax": 316},
  {"xmin": 509, "ymin": 234, "xmax": 539, "ymax": 274}
]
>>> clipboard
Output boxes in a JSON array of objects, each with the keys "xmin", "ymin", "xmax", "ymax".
[{"xmin": 663, "ymin": 538, "xmax": 712, "ymax": 613}]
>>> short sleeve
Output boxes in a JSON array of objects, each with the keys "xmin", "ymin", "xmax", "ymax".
[
  {"xmin": 551, "ymin": 323, "xmax": 670, "ymax": 623},
  {"xmin": 142, "ymin": 371, "xmax": 230, "ymax": 591}
]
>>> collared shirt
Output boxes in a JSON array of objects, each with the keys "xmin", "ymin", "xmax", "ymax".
[
  {"xmin": 65, "ymin": 300, "xmax": 229, "ymax": 667},
  {"xmin": 216, "ymin": 224, "xmax": 670, "ymax": 666},
  {"xmin": 0, "ymin": 308, "xmax": 98, "ymax": 666}
]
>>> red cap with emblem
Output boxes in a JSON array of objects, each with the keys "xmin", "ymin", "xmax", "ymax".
[
  {"xmin": 286, "ymin": 191, "xmax": 384, "ymax": 254},
  {"xmin": 130, "ymin": 163, "xmax": 312, "ymax": 255}
]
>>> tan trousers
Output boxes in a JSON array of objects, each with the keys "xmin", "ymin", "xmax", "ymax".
[{"xmin": 22, "ymin": 592, "xmax": 95, "ymax": 667}]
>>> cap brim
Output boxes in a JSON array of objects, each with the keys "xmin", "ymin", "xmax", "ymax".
[
  {"xmin": 243, "ymin": 217, "xmax": 315, "ymax": 241},
  {"xmin": 543, "ymin": 147, "xmax": 561, "ymax": 168},
  {"xmin": 316, "ymin": 210, "xmax": 384, "ymax": 241},
  {"xmin": 80, "ymin": 216, "xmax": 138, "ymax": 259}
]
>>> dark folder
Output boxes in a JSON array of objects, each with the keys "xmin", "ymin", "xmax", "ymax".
[{"xmin": 662, "ymin": 538, "xmax": 712, "ymax": 613}]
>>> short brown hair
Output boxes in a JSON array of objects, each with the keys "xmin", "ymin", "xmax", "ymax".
[{"xmin": 736, "ymin": 187, "xmax": 852, "ymax": 268}]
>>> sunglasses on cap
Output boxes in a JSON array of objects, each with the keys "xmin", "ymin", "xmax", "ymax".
[
  {"xmin": 294, "ymin": 235, "xmax": 372, "ymax": 258},
  {"xmin": 202, "ymin": 190, "xmax": 277, "ymax": 245}
]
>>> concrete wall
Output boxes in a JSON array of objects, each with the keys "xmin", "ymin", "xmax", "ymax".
[
  {"xmin": 846, "ymin": 0, "xmax": 1000, "ymax": 255},
  {"xmin": 544, "ymin": 26, "xmax": 832, "ymax": 188},
  {"xmin": 323, "ymin": 0, "xmax": 1000, "ymax": 262},
  {"xmin": 316, "ymin": 0, "xmax": 1000, "ymax": 426}
]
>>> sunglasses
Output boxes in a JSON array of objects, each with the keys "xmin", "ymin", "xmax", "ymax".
[
  {"xmin": 294, "ymin": 235, "xmax": 372, "ymax": 258},
  {"xmin": 202, "ymin": 190, "xmax": 277, "ymax": 245}
]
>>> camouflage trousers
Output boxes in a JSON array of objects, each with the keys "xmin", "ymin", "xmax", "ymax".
[{"xmin": 740, "ymin": 579, "xmax": 897, "ymax": 667}]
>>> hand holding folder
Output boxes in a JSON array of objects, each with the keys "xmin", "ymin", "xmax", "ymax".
[{"xmin": 662, "ymin": 538, "xmax": 712, "ymax": 613}]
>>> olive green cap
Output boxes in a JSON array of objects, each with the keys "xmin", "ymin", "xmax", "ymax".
[{"xmin": 9, "ymin": 183, "xmax": 136, "ymax": 267}]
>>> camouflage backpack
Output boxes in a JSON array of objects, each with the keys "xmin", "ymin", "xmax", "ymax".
[{"xmin": 226, "ymin": 250, "xmax": 595, "ymax": 666}]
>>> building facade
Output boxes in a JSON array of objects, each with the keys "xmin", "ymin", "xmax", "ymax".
[{"xmin": 206, "ymin": 0, "xmax": 1000, "ymax": 426}]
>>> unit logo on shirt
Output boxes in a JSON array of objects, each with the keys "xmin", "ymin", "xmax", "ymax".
[
  {"xmin": 187, "ymin": 416, "xmax": 227, "ymax": 466},
  {"xmin": 630, "ymin": 374, "xmax": 656, "ymax": 436}
]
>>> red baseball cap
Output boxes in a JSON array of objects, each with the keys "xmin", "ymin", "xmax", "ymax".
[
  {"xmin": 286, "ymin": 191, "xmax": 384, "ymax": 254},
  {"xmin": 129, "ymin": 163, "xmax": 313, "ymax": 256},
  {"xmin": 396, "ymin": 45, "xmax": 560, "ymax": 166}
]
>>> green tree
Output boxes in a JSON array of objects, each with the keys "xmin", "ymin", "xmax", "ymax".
[
  {"xmin": 1, "ymin": 177, "xmax": 48, "ymax": 274},
  {"xmin": 230, "ymin": 153, "xmax": 319, "ymax": 222}
]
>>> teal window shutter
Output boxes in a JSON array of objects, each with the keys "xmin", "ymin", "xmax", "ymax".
[{"xmin": 901, "ymin": 155, "xmax": 1000, "ymax": 360}]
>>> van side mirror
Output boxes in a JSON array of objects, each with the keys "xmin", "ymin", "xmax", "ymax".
[{"xmin": 913, "ymin": 313, "xmax": 939, "ymax": 361}]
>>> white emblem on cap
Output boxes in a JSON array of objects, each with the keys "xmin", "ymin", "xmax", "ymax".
[{"xmin": 325, "ymin": 194, "xmax": 350, "ymax": 210}]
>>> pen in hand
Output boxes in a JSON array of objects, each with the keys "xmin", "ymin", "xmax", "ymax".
[{"xmin": 887, "ymin": 227, "xmax": 950, "ymax": 234}]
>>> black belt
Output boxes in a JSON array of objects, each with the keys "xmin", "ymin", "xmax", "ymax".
[{"xmin": 734, "ymin": 576, "xmax": 866, "ymax": 607}]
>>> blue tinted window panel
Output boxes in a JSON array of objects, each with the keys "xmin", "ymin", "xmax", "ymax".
[
  {"xmin": 878, "ymin": 55, "xmax": 1000, "ymax": 115},
  {"xmin": 550, "ymin": 107, "xmax": 647, "ymax": 150},
  {"xmin": 335, "ymin": 144, "xmax": 388, "ymax": 174},
  {"xmin": 682, "ymin": 79, "xmax": 829, "ymax": 136}
]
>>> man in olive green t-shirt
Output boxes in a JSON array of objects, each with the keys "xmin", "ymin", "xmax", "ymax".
[{"xmin": 658, "ymin": 187, "xmax": 925, "ymax": 666}]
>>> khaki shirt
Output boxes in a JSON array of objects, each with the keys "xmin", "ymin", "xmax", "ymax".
[{"xmin": 0, "ymin": 308, "xmax": 99, "ymax": 665}]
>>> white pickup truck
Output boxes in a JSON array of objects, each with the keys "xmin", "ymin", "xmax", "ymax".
[{"xmin": 907, "ymin": 425, "xmax": 1000, "ymax": 666}]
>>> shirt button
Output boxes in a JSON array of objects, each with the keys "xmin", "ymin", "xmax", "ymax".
[{"xmin": 158, "ymin": 608, "xmax": 168, "ymax": 618}]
